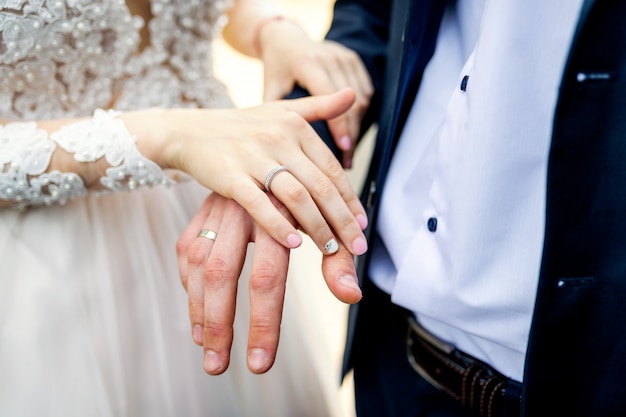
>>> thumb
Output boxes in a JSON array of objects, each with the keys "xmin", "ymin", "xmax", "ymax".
[
  {"xmin": 321, "ymin": 245, "xmax": 362, "ymax": 304},
  {"xmin": 276, "ymin": 88, "xmax": 356, "ymax": 123}
]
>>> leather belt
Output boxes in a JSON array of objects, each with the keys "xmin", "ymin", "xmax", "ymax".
[{"xmin": 406, "ymin": 317, "xmax": 522, "ymax": 417}]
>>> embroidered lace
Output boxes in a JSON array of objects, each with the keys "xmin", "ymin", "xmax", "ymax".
[{"xmin": 0, "ymin": 0, "xmax": 233, "ymax": 207}]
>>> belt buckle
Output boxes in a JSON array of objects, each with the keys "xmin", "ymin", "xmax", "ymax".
[{"xmin": 407, "ymin": 316, "xmax": 455, "ymax": 354}]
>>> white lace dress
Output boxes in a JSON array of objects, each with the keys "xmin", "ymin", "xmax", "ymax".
[{"xmin": 0, "ymin": 1, "xmax": 344, "ymax": 416}]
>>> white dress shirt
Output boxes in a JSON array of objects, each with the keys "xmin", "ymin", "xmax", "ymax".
[{"xmin": 370, "ymin": 0, "xmax": 584, "ymax": 381}]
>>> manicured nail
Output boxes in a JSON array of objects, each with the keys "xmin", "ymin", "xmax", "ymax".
[
  {"xmin": 204, "ymin": 350, "xmax": 222, "ymax": 374},
  {"xmin": 192, "ymin": 325, "xmax": 203, "ymax": 345},
  {"xmin": 340, "ymin": 135, "xmax": 351, "ymax": 150},
  {"xmin": 352, "ymin": 236, "xmax": 368, "ymax": 255},
  {"xmin": 356, "ymin": 214, "xmax": 368, "ymax": 230},
  {"xmin": 339, "ymin": 275, "xmax": 361, "ymax": 294},
  {"xmin": 324, "ymin": 238, "xmax": 339, "ymax": 254},
  {"xmin": 248, "ymin": 348, "xmax": 269, "ymax": 372},
  {"xmin": 287, "ymin": 233, "xmax": 302, "ymax": 248}
]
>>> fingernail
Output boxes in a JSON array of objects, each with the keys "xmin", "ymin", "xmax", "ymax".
[
  {"xmin": 339, "ymin": 275, "xmax": 361, "ymax": 294},
  {"xmin": 248, "ymin": 348, "xmax": 269, "ymax": 372},
  {"xmin": 340, "ymin": 135, "xmax": 351, "ymax": 150},
  {"xmin": 324, "ymin": 238, "xmax": 339, "ymax": 254},
  {"xmin": 356, "ymin": 214, "xmax": 368, "ymax": 230},
  {"xmin": 345, "ymin": 158, "xmax": 353, "ymax": 169},
  {"xmin": 192, "ymin": 325, "xmax": 203, "ymax": 345},
  {"xmin": 287, "ymin": 233, "xmax": 302, "ymax": 248},
  {"xmin": 352, "ymin": 236, "xmax": 368, "ymax": 255},
  {"xmin": 204, "ymin": 350, "xmax": 223, "ymax": 374}
]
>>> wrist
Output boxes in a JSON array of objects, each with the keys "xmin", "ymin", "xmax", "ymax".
[
  {"xmin": 121, "ymin": 108, "xmax": 172, "ymax": 169},
  {"xmin": 254, "ymin": 16, "xmax": 305, "ymax": 58}
]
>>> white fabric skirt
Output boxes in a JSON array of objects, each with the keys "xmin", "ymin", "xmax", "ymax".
[{"xmin": 0, "ymin": 180, "xmax": 348, "ymax": 417}]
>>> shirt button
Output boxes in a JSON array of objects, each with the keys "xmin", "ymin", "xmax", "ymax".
[
  {"xmin": 427, "ymin": 217, "xmax": 438, "ymax": 232},
  {"xmin": 460, "ymin": 75, "xmax": 469, "ymax": 91}
]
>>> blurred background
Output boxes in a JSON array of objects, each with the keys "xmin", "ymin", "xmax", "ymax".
[{"xmin": 213, "ymin": 1, "xmax": 376, "ymax": 416}]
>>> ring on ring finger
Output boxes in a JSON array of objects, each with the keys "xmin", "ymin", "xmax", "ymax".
[
  {"xmin": 264, "ymin": 165, "xmax": 289, "ymax": 193},
  {"xmin": 198, "ymin": 229, "xmax": 218, "ymax": 241}
]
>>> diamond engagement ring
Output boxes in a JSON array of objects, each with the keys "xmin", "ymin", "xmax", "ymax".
[{"xmin": 263, "ymin": 165, "xmax": 289, "ymax": 192}]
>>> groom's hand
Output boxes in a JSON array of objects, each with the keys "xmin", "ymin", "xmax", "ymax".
[{"xmin": 177, "ymin": 193, "xmax": 362, "ymax": 375}]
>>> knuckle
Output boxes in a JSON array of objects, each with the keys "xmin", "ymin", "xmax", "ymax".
[
  {"xmin": 282, "ymin": 180, "xmax": 309, "ymax": 203},
  {"xmin": 311, "ymin": 223, "xmax": 330, "ymax": 243},
  {"xmin": 188, "ymin": 301, "xmax": 204, "ymax": 320},
  {"xmin": 187, "ymin": 243, "xmax": 208, "ymax": 269},
  {"xmin": 203, "ymin": 258, "xmax": 234, "ymax": 288},
  {"xmin": 312, "ymin": 175, "xmax": 335, "ymax": 199},
  {"xmin": 180, "ymin": 275, "xmax": 188, "ymax": 291},
  {"xmin": 249, "ymin": 264, "xmax": 284, "ymax": 294},
  {"xmin": 249, "ymin": 320, "xmax": 275, "ymax": 338},
  {"xmin": 282, "ymin": 110, "xmax": 306, "ymax": 130},
  {"xmin": 319, "ymin": 156, "xmax": 345, "ymax": 181},
  {"xmin": 225, "ymin": 177, "xmax": 256, "ymax": 201},
  {"xmin": 238, "ymin": 187, "xmax": 266, "ymax": 210},
  {"xmin": 203, "ymin": 320, "xmax": 230, "ymax": 338},
  {"xmin": 355, "ymin": 94, "xmax": 371, "ymax": 110},
  {"xmin": 175, "ymin": 237, "xmax": 188, "ymax": 258},
  {"xmin": 345, "ymin": 49, "xmax": 361, "ymax": 63}
]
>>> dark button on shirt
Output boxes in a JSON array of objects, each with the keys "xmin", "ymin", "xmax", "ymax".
[
  {"xmin": 460, "ymin": 75, "xmax": 469, "ymax": 91},
  {"xmin": 427, "ymin": 217, "xmax": 438, "ymax": 232}
]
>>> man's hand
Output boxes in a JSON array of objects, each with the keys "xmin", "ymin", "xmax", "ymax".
[{"xmin": 177, "ymin": 193, "xmax": 362, "ymax": 375}]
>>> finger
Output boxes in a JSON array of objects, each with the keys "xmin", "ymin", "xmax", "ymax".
[
  {"xmin": 262, "ymin": 164, "xmax": 338, "ymax": 255},
  {"xmin": 330, "ymin": 58, "xmax": 374, "ymax": 167},
  {"xmin": 276, "ymin": 88, "xmax": 356, "ymax": 124},
  {"xmin": 246, "ymin": 221, "xmax": 290, "ymax": 374},
  {"xmin": 281, "ymin": 128, "xmax": 368, "ymax": 254},
  {"xmin": 186, "ymin": 195, "xmax": 226, "ymax": 346},
  {"xmin": 296, "ymin": 61, "xmax": 355, "ymax": 156},
  {"xmin": 176, "ymin": 192, "xmax": 214, "ymax": 292},
  {"xmin": 230, "ymin": 181, "xmax": 304, "ymax": 250},
  {"xmin": 263, "ymin": 75, "xmax": 295, "ymax": 103},
  {"xmin": 202, "ymin": 200, "xmax": 252, "ymax": 375},
  {"xmin": 321, "ymin": 244, "xmax": 362, "ymax": 304},
  {"xmin": 267, "ymin": 162, "xmax": 367, "ymax": 257}
]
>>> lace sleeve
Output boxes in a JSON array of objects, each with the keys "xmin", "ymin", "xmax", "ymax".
[{"xmin": 0, "ymin": 109, "xmax": 173, "ymax": 209}]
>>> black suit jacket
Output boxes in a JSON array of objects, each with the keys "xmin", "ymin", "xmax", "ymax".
[{"xmin": 324, "ymin": 0, "xmax": 626, "ymax": 415}]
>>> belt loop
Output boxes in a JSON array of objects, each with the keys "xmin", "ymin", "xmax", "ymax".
[{"xmin": 501, "ymin": 380, "xmax": 522, "ymax": 417}]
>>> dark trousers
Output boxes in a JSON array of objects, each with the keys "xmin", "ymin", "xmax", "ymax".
[{"xmin": 351, "ymin": 278, "xmax": 473, "ymax": 417}]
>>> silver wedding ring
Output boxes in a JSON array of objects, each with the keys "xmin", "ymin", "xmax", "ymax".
[
  {"xmin": 264, "ymin": 165, "xmax": 289, "ymax": 192},
  {"xmin": 198, "ymin": 229, "xmax": 217, "ymax": 241}
]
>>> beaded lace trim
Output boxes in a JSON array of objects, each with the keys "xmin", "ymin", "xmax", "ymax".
[
  {"xmin": 0, "ymin": 109, "xmax": 172, "ymax": 208},
  {"xmin": 0, "ymin": 120, "xmax": 86, "ymax": 207},
  {"xmin": 0, "ymin": 0, "xmax": 233, "ymax": 207}
]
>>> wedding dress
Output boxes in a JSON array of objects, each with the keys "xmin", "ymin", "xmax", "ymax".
[{"xmin": 0, "ymin": 1, "xmax": 346, "ymax": 416}]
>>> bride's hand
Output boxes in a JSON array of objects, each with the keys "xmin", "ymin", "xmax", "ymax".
[
  {"xmin": 129, "ymin": 88, "xmax": 368, "ymax": 257},
  {"xmin": 258, "ymin": 19, "xmax": 373, "ymax": 168}
]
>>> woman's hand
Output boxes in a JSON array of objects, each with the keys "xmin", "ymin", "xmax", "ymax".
[
  {"xmin": 258, "ymin": 19, "xmax": 373, "ymax": 168},
  {"xmin": 129, "ymin": 88, "xmax": 368, "ymax": 257}
]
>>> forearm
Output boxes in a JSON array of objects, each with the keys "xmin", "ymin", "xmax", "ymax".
[
  {"xmin": 222, "ymin": 0, "xmax": 279, "ymax": 57},
  {"xmin": 222, "ymin": 0, "xmax": 303, "ymax": 59},
  {"xmin": 0, "ymin": 108, "xmax": 174, "ymax": 208}
]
